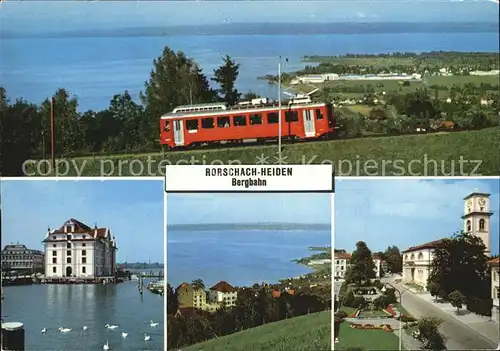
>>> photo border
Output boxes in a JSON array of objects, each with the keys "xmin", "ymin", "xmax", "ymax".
[{"xmin": 163, "ymin": 167, "xmax": 335, "ymax": 350}]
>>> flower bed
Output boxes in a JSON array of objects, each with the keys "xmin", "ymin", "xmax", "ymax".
[{"xmin": 349, "ymin": 323, "xmax": 394, "ymax": 332}]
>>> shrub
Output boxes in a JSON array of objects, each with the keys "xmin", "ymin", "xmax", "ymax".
[
  {"xmin": 397, "ymin": 315, "xmax": 417, "ymax": 322},
  {"xmin": 335, "ymin": 310, "xmax": 348, "ymax": 319},
  {"xmin": 350, "ymin": 296, "xmax": 367, "ymax": 309}
]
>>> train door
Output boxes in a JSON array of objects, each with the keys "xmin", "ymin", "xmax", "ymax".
[
  {"xmin": 173, "ymin": 119, "xmax": 185, "ymax": 146},
  {"xmin": 303, "ymin": 109, "xmax": 316, "ymax": 137}
]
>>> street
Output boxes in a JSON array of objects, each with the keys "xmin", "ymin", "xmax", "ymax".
[{"xmin": 393, "ymin": 283, "xmax": 498, "ymax": 350}]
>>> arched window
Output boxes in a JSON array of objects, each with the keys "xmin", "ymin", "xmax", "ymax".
[
  {"xmin": 404, "ymin": 254, "xmax": 408, "ymax": 261},
  {"xmin": 466, "ymin": 220, "xmax": 471, "ymax": 232},
  {"xmin": 410, "ymin": 253, "xmax": 415, "ymax": 260},
  {"xmin": 479, "ymin": 219, "xmax": 485, "ymax": 231},
  {"xmin": 418, "ymin": 253, "xmax": 424, "ymax": 260}
]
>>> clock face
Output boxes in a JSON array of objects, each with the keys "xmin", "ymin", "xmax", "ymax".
[{"xmin": 478, "ymin": 198, "xmax": 486, "ymax": 206}]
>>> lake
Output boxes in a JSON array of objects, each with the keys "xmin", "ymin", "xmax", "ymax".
[
  {"xmin": 1, "ymin": 280, "xmax": 164, "ymax": 350},
  {"xmin": 167, "ymin": 229, "xmax": 331, "ymax": 288},
  {"xmin": 2, "ymin": 32, "xmax": 499, "ymax": 111}
]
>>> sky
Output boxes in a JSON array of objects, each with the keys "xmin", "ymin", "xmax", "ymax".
[
  {"xmin": 0, "ymin": 180, "xmax": 164, "ymax": 262},
  {"xmin": 335, "ymin": 178, "xmax": 500, "ymax": 256},
  {"xmin": 167, "ymin": 193, "xmax": 331, "ymax": 225},
  {"xmin": 1, "ymin": 0, "xmax": 499, "ymax": 34}
]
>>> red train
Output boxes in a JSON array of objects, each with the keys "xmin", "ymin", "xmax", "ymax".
[{"xmin": 159, "ymin": 98, "xmax": 335, "ymax": 149}]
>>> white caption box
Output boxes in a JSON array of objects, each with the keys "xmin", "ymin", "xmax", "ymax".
[{"xmin": 165, "ymin": 165, "xmax": 334, "ymax": 192}]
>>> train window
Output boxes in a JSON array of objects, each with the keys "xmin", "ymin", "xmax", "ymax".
[
  {"xmin": 164, "ymin": 121, "xmax": 170, "ymax": 131},
  {"xmin": 201, "ymin": 117, "xmax": 215, "ymax": 129},
  {"xmin": 267, "ymin": 112, "xmax": 279, "ymax": 124},
  {"xmin": 217, "ymin": 116, "xmax": 230, "ymax": 128},
  {"xmin": 285, "ymin": 110, "xmax": 299, "ymax": 122},
  {"xmin": 250, "ymin": 113, "xmax": 262, "ymax": 125},
  {"xmin": 233, "ymin": 115, "xmax": 247, "ymax": 126},
  {"xmin": 186, "ymin": 119, "xmax": 198, "ymax": 131},
  {"xmin": 315, "ymin": 109, "xmax": 324, "ymax": 120}
]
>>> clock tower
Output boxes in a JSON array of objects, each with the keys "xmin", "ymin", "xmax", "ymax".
[{"xmin": 462, "ymin": 189, "xmax": 493, "ymax": 256}]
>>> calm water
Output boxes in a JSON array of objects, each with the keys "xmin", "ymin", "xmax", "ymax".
[
  {"xmin": 2, "ymin": 281, "xmax": 164, "ymax": 350},
  {"xmin": 167, "ymin": 229, "xmax": 330, "ymax": 288},
  {"xmin": 2, "ymin": 32, "xmax": 499, "ymax": 111}
]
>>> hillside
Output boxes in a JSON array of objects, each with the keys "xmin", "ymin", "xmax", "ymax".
[
  {"xmin": 55, "ymin": 126, "xmax": 500, "ymax": 176},
  {"xmin": 180, "ymin": 311, "xmax": 331, "ymax": 351}
]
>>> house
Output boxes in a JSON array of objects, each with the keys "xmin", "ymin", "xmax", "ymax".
[
  {"xmin": 334, "ymin": 251, "xmax": 351, "ymax": 279},
  {"xmin": 209, "ymin": 281, "xmax": 238, "ymax": 308},
  {"xmin": 372, "ymin": 255, "xmax": 387, "ymax": 278},
  {"xmin": 176, "ymin": 282, "xmax": 206, "ymax": 309},
  {"xmin": 402, "ymin": 190, "xmax": 493, "ymax": 289},
  {"xmin": 489, "ymin": 258, "xmax": 499, "ymax": 309},
  {"xmin": 42, "ymin": 219, "xmax": 117, "ymax": 279}
]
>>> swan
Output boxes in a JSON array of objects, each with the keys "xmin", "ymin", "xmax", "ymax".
[
  {"xmin": 121, "ymin": 332, "xmax": 128, "ymax": 338},
  {"xmin": 58, "ymin": 327, "xmax": 72, "ymax": 333},
  {"xmin": 41, "ymin": 328, "xmax": 47, "ymax": 334},
  {"xmin": 105, "ymin": 324, "xmax": 118, "ymax": 330},
  {"xmin": 103, "ymin": 341, "xmax": 110, "ymax": 350},
  {"xmin": 144, "ymin": 333, "xmax": 151, "ymax": 341},
  {"xmin": 82, "ymin": 326, "xmax": 88, "ymax": 331},
  {"xmin": 149, "ymin": 320, "xmax": 159, "ymax": 327}
]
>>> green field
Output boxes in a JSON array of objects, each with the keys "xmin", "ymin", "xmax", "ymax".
[
  {"xmin": 336, "ymin": 308, "xmax": 399, "ymax": 350},
  {"xmin": 181, "ymin": 311, "xmax": 331, "ymax": 351},
  {"xmin": 30, "ymin": 127, "xmax": 500, "ymax": 176}
]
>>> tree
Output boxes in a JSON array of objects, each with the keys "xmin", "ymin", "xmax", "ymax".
[
  {"xmin": 0, "ymin": 91, "xmax": 42, "ymax": 175},
  {"xmin": 427, "ymin": 231, "xmax": 490, "ymax": 301},
  {"xmin": 212, "ymin": 55, "xmax": 241, "ymax": 105},
  {"xmin": 191, "ymin": 279, "xmax": 205, "ymax": 291},
  {"xmin": 345, "ymin": 241, "xmax": 376, "ymax": 285},
  {"xmin": 448, "ymin": 290, "xmax": 466, "ymax": 314},
  {"xmin": 384, "ymin": 246, "xmax": 403, "ymax": 274},
  {"xmin": 416, "ymin": 317, "xmax": 447, "ymax": 350},
  {"xmin": 39, "ymin": 88, "xmax": 81, "ymax": 156},
  {"xmin": 108, "ymin": 91, "xmax": 147, "ymax": 150},
  {"xmin": 141, "ymin": 47, "xmax": 215, "ymax": 140},
  {"xmin": 166, "ymin": 283, "xmax": 177, "ymax": 314},
  {"xmin": 427, "ymin": 281, "xmax": 441, "ymax": 302}
]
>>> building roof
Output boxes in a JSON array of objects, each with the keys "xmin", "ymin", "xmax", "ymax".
[
  {"xmin": 488, "ymin": 257, "xmax": 500, "ymax": 265},
  {"xmin": 463, "ymin": 191, "xmax": 490, "ymax": 200},
  {"xmin": 43, "ymin": 218, "xmax": 113, "ymax": 243},
  {"xmin": 334, "ymin": 252, "xmax": 351, "ymax": 259},
  {"xmin": 372, "ymin": 255, "xmax": 384, "ymax": 261},
  {"xmin": 402, "ymin": 239, "xmax": 448, "ymax": 254},
  {"xmin": 210, "ymin": 281, "xmax": 236, "ymax": 293}
]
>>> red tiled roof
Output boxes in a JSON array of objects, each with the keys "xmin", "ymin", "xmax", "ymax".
[
  {"xmin": 402, "ymin": 239, "xmax": 448, "ymax": 253},
  {"xmin": 272, "ymin": 290, "xmax": 281, "ymax": 298},
  {"xmin": 488, "ymin": 257, "xmax": 500, "ymax": 265},
  {"xmin": 335, "ymin": 252, "xmax": 351, "ymax": 259},
  {"xmin": 210, "ymin": 281, "xmax": 236, "ymax": 293},
  {"xmin": 45, "ymin": 218, "xmax": 110, "ymax": 240},
  {"xmin": 176, "ymin": 282, "xmax": 190, "ymax": 291}
]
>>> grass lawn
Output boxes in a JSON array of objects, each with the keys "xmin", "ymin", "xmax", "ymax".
[
  {"xmin": 27, "ymin": 127, "xmax": 500, "ymax": 176},
  {"xmin": 336, "ymin": 315, "xmax": 399, "ymax": 350},
  {"xmin": 182, "ymin": 311, "xmax": 330, "ymax": 351},
  {"xmin": 346, "ymin": 105, "xmax": 374, "ymax": 115}
]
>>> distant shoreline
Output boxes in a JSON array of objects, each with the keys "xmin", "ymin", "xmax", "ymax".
[
  {"xmin": 167, "ymin": 223, "xmax": 330, "ymax": 231},
  {"xmin": 3, "ymin": 22, "xmax": 499, "ymax": 39}
]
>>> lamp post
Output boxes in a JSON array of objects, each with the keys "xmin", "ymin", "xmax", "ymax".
[{"xmin": 383, "ymin": 282, "xmax": 406, "ymax": 351}]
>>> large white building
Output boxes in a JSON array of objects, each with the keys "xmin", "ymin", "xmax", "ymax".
[
  {"xmin": 402, "ymin": 190, "xmax": 493, "ymax": 289},
  {"xmin": 42, "ymin": 219, "xmax": 117, "ymax": 279}
]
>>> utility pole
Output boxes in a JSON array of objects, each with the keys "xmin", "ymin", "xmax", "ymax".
[{"xmin": 278, "ymin": 57, "xmax": 283, "ymax": 164}]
